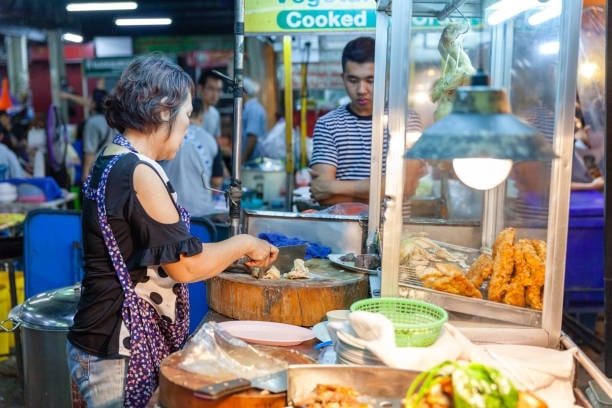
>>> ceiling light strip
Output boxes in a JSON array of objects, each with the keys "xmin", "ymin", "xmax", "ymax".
[
  {"xmin": 66, "ymin": 2, "xmax": 138, "ymax": 12},
  {"xmin": 115, "ymin": 18, "xmax": 172, "ymax": 26}
]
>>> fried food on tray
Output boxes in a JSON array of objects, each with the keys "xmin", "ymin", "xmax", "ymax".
[
  {"xmin": 487, "ymin": 242, "xmax": 515, "ymax": 302},
  {"xmin": 503, "ymin": 281, "xmax": 526, "ymax": 307},
  {"xmin": 530, "ymin": 239, "xmax": 547, "ymax": 261},
  {"xmin": 420, "ymin": 263, "xmax": 482, "ymax": 299},
  {"xmin": 423, "ymin": 273, "xmax": 483, "ymax": 299},
  {"xmin": 492, "ymin": 227, "xmax": 516, "ymax": 259},
  {"xmin": 293, "ymin": 384, "xmax": 371, "ymax": 408},
  {"xmin": 399, "ymin": 234, "xmax": 465, "ymax": 267},
  {"xmin": 401, "ymin": 229, "xmax": 547, "ymax": 311},
  {"xmin": 525, "ymin": 285, "xmax": 543, "ymax": 310},
  {"xmin": 465, "ymin": 253, "xmax": 494, "ymax": 288}
]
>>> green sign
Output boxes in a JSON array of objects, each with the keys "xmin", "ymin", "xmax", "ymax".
[
  {"xmin": 245, "ymin": 0, "xmax": 377, "ymax": 34},
  {"xmin": 83, "ymin": 57, "xmax": 134, "ymax": 78},
  {"xmin": 83, "ymin": 55, "xmax": 178, "ymax": 78}
]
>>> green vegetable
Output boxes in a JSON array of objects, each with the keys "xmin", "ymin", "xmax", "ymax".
[{"xmin": 404, "ymin": 361, "xmax": 520, "ymax": 408}]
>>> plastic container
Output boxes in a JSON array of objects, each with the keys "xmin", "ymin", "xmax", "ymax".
[
  {"xmin": 0, "ymin": 284, "xmax": 7, "ymax": 360},
  {"xmin": 564, "ymin": 191, "xmax": 604, "ymax": 307},
  {"xmin": 0, "ymin": 271, "xmax": 24, "ymax": 349},
  {"xmin": 350, "ymin": 297, "xmax": 447, "ymax": 347}
]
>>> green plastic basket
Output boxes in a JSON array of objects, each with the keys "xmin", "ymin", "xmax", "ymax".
[{"xmin": 350, "ymin": 297, "xmax": 448, "ymax": 347}]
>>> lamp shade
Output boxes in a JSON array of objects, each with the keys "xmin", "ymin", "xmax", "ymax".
[{"xmin": 405, "ymin": 86, "xmax": 556, "ymax": 162}]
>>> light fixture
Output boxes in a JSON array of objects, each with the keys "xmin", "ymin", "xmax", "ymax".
[
  {"xmin": 115, "ymin": 18, "xmax": 172, "ymax": 26},
  {"xmin": 66, "ymin": 2, "xmax": 138, "ymax": 12},
  {"xmin": 528, "ymin": 0, "xmax": 561, "ymax": 26},
  {"xmin": 62, "ymin": 32, "xmax": 84, "ymax": 43},
  {"xmin": 404, "ymin": 86, "xmax": 556, "ymax": 190}
]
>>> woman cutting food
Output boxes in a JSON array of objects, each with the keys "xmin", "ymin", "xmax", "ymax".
[{"xmin": 66, "ymin": 54, "xmax": 278, "ymax": 408}]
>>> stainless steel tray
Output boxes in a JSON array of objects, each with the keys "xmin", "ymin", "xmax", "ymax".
[{"xmin": 286, "ymin": 364, "xmax": 419, "ymax": 407}]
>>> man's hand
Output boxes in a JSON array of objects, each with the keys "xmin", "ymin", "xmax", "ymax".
[{"xmin": 308, "ymin": 166, "xmax": 335, "ymax": 202}]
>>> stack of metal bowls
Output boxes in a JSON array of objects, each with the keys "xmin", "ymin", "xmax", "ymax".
[{"xmin": 334, "ymin": 330, "xmax": 383, "ymax": 365}]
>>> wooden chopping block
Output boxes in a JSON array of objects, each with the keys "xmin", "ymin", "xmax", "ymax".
[
  {"xmin": 207, "ymin": 259, "xmax": 369, "ymax": 327},
  {"xmin": 159, "ymin": 346, "xmax": 316, "ymax": 408}
]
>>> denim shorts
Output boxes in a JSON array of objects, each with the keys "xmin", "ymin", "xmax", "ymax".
[{"xmin": 66, "ymin": 341, "xmax": 127, "ymax": 408}]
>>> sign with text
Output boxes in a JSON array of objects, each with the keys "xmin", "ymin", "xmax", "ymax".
[{"xmin": 245, "ymin": 0, "xmax": 377, "ymax": 34}]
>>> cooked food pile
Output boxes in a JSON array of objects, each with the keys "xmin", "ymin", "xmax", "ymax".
[
  {"xmin": 292, "ymin": 384, "xmax": 372, "ymax": 408},
  {"xmin": 262, "ymin": 258, "xmax": 310, "ymax": 280},
  {"xmin": 339, "ymin": 253, "xmax": 381, "ymax": 270},
  {"xmin": 400, "ymin": 229, "xmax": 546, "ymax": 310},
  {"xmin": 404, "ymin": 361, "xmax": 547, "ymax": 408}
]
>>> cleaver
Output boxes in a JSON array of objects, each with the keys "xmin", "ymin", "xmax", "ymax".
[
  {"xmin": 226, "ymin": 244, "xmax": 307, "ymax": 277},
  {"xmin": 271, "ymin": 244, "xmax": 308, "ymax": 273},
  {"xmin": 193, "ymin": 370, "xmax": 287, "ymax": 400},
  {"xmin": 193, "ymin": 323, "xmax": 288, "ymax": 400}
]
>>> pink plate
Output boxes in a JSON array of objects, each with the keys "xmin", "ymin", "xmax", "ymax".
[{"xmin": 218, "ymin": 320, "xmax": 315, "ymax": 346}]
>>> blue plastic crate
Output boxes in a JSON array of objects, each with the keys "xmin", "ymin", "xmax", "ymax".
[{"xmin": 564, "ymin": 191, "xmax": 604, "ymax": 307}]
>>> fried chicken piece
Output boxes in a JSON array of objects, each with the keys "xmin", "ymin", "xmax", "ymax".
[
  {"xmin": 513, "ymin": 239, "xmax": 533, "ymax": 286},
  {"xmin": 492, "ymin": 227, "xmax": 516, "ymax": 259},
  {"xmin": 488, "ymin": 242, "xmax": 514, "ymax": 302},
  {"xmin": 466, "ymin": 253, "xmax": 494, "ymax": 288},
  {"xmin": 503, "ymin": 281, "xmax": 526, "ymax": 307},
  {"xmin": 525, "ymin": 285, "xmax": 543, "ymax": 310},
  {"xmin": 434, "ymin": 262, "xmax": 464, "ymax": 277},
  {"xmin": 530, "ymin": 239, "xmax": 547, "ymax": 264},
  {"xmin": 414, "ymin": 265, "xmax": 446, "ymax": 281},
  {"xmin": 521, "ymin": 240, "xmax": 546, "ymax": 287},
  {"xmin": 423, "ymin": 273, "xmax": 483, "ymax": 299}
]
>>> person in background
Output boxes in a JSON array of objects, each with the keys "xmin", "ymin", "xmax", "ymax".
[
  {"xmin": 309, "ymin": 36, "xmax": 424, "ymax": 207},
  {"xmin": 161, "ymin": 97, "xmax": 225, "ymax": 216},
  {"xmin": 241, "ymin": 77, "xmax": 267, "ymax": 164},
  {"xmin": 0, "ymin": 127, "xmax": 25, "ymax": 179},
  {"xmin": 198, "ymin": 69, "xmax": 224, "ymax": 139},
  {"xmin": 66, "ymin": 54, "xmax": 279, "ymax": 407},
  {"xmin": 79, "ymin": 89, "xmax": 114, "ymax": 182},
  {"xmin": 571, "ymin": 98, "xmax": 604, "ymax": 191},
  {"xmin": 0, "ymin": 110, "xmax": 31, "ymax": 174},
  {"xmin": 197, "ymin": 69, "xmax": 230, "ymax": 178}
]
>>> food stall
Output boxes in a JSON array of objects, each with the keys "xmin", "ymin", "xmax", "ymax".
[{"xmin": 156, "ymin": 0, "xmax": 612, "ymax": 407}]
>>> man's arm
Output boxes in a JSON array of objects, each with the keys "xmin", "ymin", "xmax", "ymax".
[
  {"xmin": 242, "ymin": 133, "xmax": 258, "ymax": 164},
  {"xmin": 309, "ymin": 163, "xmax": 371, "ymax": 205}
]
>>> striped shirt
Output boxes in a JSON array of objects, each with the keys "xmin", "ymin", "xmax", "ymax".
[{"xmin": 310, "ymin": 104, "xmax": 422, "ymax": 179}]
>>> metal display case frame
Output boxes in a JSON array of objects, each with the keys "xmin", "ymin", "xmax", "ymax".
[{"xmin": 372, "ymin": 0, "xmax": 611, "ymax": 398}]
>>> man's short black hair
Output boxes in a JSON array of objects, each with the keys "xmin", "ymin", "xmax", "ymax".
[
  {"xmin": 341, "ymin": 36, "xmax": 375, "ymax": 72},
  {"xmin": 198, "ymin": 69, "xmax": 224, "ymax": 87}
]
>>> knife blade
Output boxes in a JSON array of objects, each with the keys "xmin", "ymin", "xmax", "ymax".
[
  {"xmin": 271, "ymin": 244, "xmax": 308, "ymax": 273},
  {"xmin": 193, "ymin": 370, "xmax": 287, "ymax": 400}
]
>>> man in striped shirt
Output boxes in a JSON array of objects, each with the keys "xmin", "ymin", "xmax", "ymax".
[{"xmin": 309, "ymin": 36, "xmax": 424, "ymax": 207}]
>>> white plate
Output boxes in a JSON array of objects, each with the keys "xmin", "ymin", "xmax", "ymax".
[
  {"xmin": 218, "ymin": 320, "xmax": 315, "ymax": 346},
  {"xmin": 312, "ymin": 322, "xmax": 331, "ymax": 342},
  {"xmin": 327, "ymin": 253, "xmax": 379, "ymax": 275}
]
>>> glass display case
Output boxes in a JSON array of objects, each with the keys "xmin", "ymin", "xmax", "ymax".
[{"xmin": 374, "ymin": 0, "xmax": 581, "ymax": 347}]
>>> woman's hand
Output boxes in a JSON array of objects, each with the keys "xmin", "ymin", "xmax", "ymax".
[{"xmin": 243, "ymin": 237, "xmax": 279, "ymax": 269}]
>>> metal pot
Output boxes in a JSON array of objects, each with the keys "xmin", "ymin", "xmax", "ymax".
[
  {"xmin": 4, "ymin": 285, "xmax": 81, "ymax": 408},
  {"xmin": 241, "ymin": 158, "xmax": 287, "ymax": 205}
]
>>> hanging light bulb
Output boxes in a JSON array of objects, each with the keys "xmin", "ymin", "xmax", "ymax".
[
  {"xmin": 452, "ymin": 158, "xmax": 512, "ymax": 190},
  {"xmin": 405, "ymin": 86, "xmax": 556, "ymax": 190}
]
